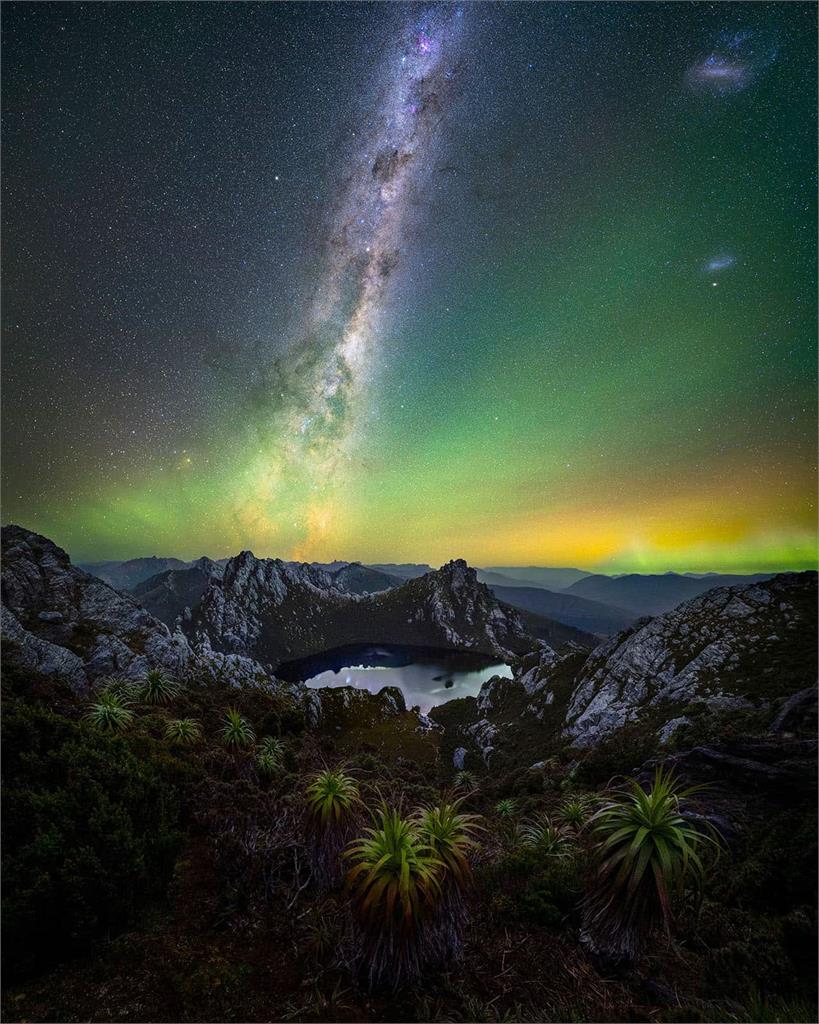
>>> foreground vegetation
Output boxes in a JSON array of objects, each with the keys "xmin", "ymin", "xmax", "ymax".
[{"xmin": 2, "ymin": 660, "xmax": 816, "ymax": 1023}]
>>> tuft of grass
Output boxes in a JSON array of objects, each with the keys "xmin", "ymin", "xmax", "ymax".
[
  {"xmin": 219, "ymin": 707, "xmax": 255, "ymax": 748},
  {"xmin": 164, "ymin": 718, "xmax": 202, "ymax": 744},
  {"xmin": 85, "ymin": 690, "xmax": 135, "ymax": 732},
  {"xmin": 583, "ymin": 767, "xmax": 721, "ymax": 959},
  {"xmin": 139, "ymin": 668, "xmax": 181, "ymax": 705}
]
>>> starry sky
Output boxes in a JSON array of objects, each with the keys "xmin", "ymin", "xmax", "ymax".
[{"xmin": 2, "ymin": 2, "xmax": 817, "ymax": 572}]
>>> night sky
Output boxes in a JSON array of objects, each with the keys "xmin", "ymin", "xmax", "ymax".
[{"xmin": 2, "ymin": 2, "xmax": 816, "ymax": 571}]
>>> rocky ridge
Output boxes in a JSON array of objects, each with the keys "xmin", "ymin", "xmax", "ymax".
[{"xmin": 1, "ymin": 526, "xmax": 276, "ymax": 694}]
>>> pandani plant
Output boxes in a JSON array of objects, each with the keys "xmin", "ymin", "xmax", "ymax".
[
  {"xmin": 345, "ymin": 805, "xmax": 443, "ymax": 989},
  {"xmin": 256, "ymin": 736, "xmax": 285, "ymax": 778},
  {"xmin": 453, "ymin": 769, "xmax": 478, "ymax": 791},
  {"xmin": 414, "ymin": 797, "xmax": 482, "ymax": 961},
  {"xmin": 220, "ymin": 707, "xmax": 255, "ymax": 748},
  {"xmin": 139, "ymin": 668, "xmax": 181, "ymax": 705},
  {"xmin": 85, "ymin": 690, "xmax": 135, "ymax": 732},
  {"xmin": 556, "ymin": 795, "xmax": 591, "ymax": 831},
  {"xmin": 164, "ymin": 717, "xmax": 202, "ymax": 744},
  {"xmin": 582, "ymin": 767, "xmax": 721, "ymax": 960},
  {"xmin": 516, "ymin": 814, "xmax": 572, "ymax": 857},
  {"xmin": 305, "ymin": 767, "xmax": 361, "ymax": 888}
]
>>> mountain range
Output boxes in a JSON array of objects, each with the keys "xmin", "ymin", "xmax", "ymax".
[
  {"xmin": 77, "ymin": 555, "xmax": 779, "ymax": 638},
  {"xmin": 5, "ymin": 523, "xmax": 815, "ymax": 764}
]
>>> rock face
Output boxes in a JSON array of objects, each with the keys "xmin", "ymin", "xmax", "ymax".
[
  {"xmin": 562, "ymin": 572, "xmax": 817, "ymax": 748},
  {"xmin": 178, "ymin": 555, "xmax": 536, "ymax": 667},
  {"xmin": 1, "ymin": 526, "xmax": 277, "ymax": 693}
]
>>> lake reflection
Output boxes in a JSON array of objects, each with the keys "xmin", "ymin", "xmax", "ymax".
[{"xmin": 279, "ymin": 644, "xmax": 513, "ymax": 713}]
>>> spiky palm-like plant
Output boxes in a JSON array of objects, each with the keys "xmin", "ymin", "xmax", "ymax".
[
  {"xmin": 583, "ymin": 768, "xmax": 720, "ymax": 960},
  {"xmin": 453, "ymin": 769, "xmax": 477, "ymax": 791},
  {"xmin": 86, "ymin": 690, "xmax": 134, "ymax": 732},
  {"xmin": 415, "ymin": 798, "xmax": 482, "ymax": 961},
  {"xmin": 256, "ymin": 736, "xmax": 285, "ymax": 778},
  {"xmin": 557, "ymin": 796, "xmax": 590, "ymax": 830},
  {"xmin": 220, "ymin": 707, "xmax": 255, "ymax": 748},
  {"xmin": 495, "ymin": 798, "xmax": 517, "ymax": 818},
  {"xmin": 164, "ymin": 717, "xmax": 202, "ymax": 744},
  {"xmin": 306, "ymin": 768, "xmax": 360, "ymax": 828},
  {"xmin": 259, "ymin": 735, "xmax": 285, "ymax": 760},
  {"xmin": 517, "ymin": 815, "xmax": 572, "ymax": 857},
  {"xmin": 139, "ymin": 668, "xmax": 180, "ymax": 705},
  {"xmin": 345, "ymin": 806, "xmax": 443, "ymax": 988},
  {"xmin": 100, "ymin": 676, "xmax": 136, "ymax": 699},
  {"xmin": 256, "ymin": 751, "xmax": 281, "ymax": 779},
  {"xmin": 305, "ymin": 768, "xmax": 360, "ymax": 888}
]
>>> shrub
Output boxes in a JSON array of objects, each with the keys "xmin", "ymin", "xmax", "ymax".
[
  {"xmin": 220, "ymin": 707, "xmax": 255, "ymax": 748},
  {"xmin": 583, "ymin": 768, "xmax": 720, "ymax": 959},
  {"xmin": 85, "ymin": 689, "xmax": 135, "ymax": 732},
  {"xmin": 139, "ymin": 668, "xmax": 181, "ymax": 705},
  {"xmin": 495, "ymin": 798, "xmax": 517, "ymax": 817},
  {"xmin": 2, "ymin": 699, "xmax": 182, "ymax": 980},
  {"xmin": 478, "ymin": 847, "xmax": 582, "ymax": 928},
  {"xmin": 164, "ymin": 718, "xmax": 202, "ymax": 744}
]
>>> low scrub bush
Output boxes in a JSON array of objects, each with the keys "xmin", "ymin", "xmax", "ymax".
[{"xmin": 2, "ymin": 699, "xmax": 183, "ymax": 980}]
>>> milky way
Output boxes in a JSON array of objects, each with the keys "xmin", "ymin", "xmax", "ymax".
[{"xmin": 238, "ymin": 7, "xmax": 464, "ymax": 556}]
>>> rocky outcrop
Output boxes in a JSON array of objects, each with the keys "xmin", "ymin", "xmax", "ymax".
[
  {"xmin": 1, "ymin": 526, "xmax": 278, "ymax": 693},
  {"xmin": 562, "ymin": 573, "xmax": 817, "ymax": 748}
]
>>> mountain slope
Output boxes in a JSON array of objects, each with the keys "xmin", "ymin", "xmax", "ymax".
[
  {"xmin": 366, "ymin": 562, "xmax": 434, "ymax": 579},
  {"xmin": 490, "ymin": 584, "xmax": 635, "ymax": 636},
  {"xmin": 328, "ymin": 562, "xmax": 404, "ymax": 594},
  {"xmin": 131, "ymin": 558, "xmax": 225, "ymax": 628},
  {"xmin": 564, "ymin": 571, "xmax": 775, "ymax": 616}
]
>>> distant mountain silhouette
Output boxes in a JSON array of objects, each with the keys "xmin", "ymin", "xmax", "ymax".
[
  {"xmin": 485, "ymin": 566, "xmax": 591, "ymax": 590},
  {"xmin": 564, "ymin": 571, "xmax": 776, "ymax": 616},
  {"xmin": 489, "ymin": 584, "xmax": 635, "ymax": 636}
]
